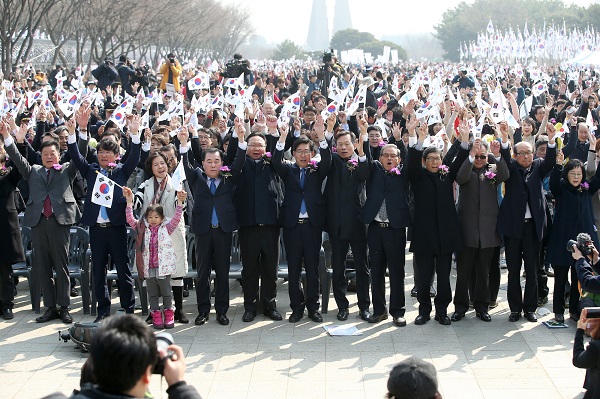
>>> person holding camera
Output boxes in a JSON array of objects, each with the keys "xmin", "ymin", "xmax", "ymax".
[
  {"xmin": 159, "ymin": 53, "xmax": 182, "ymax": 96},
  {"xmin": 116, "ymin": 55, "xmax": 136, "ymax": 96},
  {"xmin": 573, "ymin": 308, "xmax": 600, "ymax": 399},
  {"xmin": 43, "ymin": 314, "xmax": 202, "ymax": 399},
  {"xmin": 547, "ymin": 152, "xmax": 600, "ymax": 323},
  {"xmin": 91, "ymin": 57, "xmax": 119, "ymax": 93},
  {"xmin": 573, "ymin": 236, "xmax": 600, "ymax": 310}
]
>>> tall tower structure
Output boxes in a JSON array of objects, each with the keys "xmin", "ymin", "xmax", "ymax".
[
  {"xmin": 306, "ymin": 0, "xmax": 330, "ymax": 52},
  {"xmin": 332, "ymin": 0, "xmax": 352, "ymax": 35}
]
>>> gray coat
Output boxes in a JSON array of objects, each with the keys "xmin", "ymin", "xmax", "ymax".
[
  {"xmin": 6, "ymin": 142, "xmax": 80, "ymax": 227},
  {"xmin": 456, "ymin": 154, "xmax": 509, "ymax": 248}
]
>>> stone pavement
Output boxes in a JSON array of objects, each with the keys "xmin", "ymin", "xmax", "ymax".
[{"xmin": 0, "ymin": 252, "xmax": 587, "ymax": 399}]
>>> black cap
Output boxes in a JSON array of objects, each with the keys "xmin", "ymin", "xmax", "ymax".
[{"xmin": 387, "ymin": 357, "xmax": 438, "ymax": 399}]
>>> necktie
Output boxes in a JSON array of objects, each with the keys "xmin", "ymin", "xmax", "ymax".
[
  {"xmin": 100, "ymin": 169, "xmax": 109, "ymax": 220},
  {"xmin": 209, "ymin": 178, "xmax": 219, "ymax": 226},
  {"xmin": 299, "ymin": 168, "xmax": 307, "ymax": 214},
  {"xmin": 43, "ymin": 169, "xmax": 52, "ymax": 218},
  {"xmin": 377, "ymin": 199, "xmax": 388, "ymax": 222}
]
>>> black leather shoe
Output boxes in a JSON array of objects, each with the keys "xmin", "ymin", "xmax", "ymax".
[
  {"xmin": 359, "ymin": 309, "xmax": 372, "ymax": 321},
  {"xmin": 70, "ymin": 287, "xmax": 79, "ymax": 297},
  {"xmin": 264, "ymin": 309, "xmax": 283, "ymax": 321},
  {"xmin": 393, "ymin": 317, "xmax": 407, "ymax": 327},
  {"xmin": 434, "ymin": 314, "xmax": 451, "ymax": 325},
  {"xmin": 410, "ymin": 286, "xmax": 418, "ymax": 297},
  {"xmin": 174, "ymin": 309, "xmax": 189, "ymax": 324},
  {"xmin": 2, "ymin": 309, "xmax": 14, "ymax": 320},
  {"xmin": 524, "ymin": 312, "xmax": 537, "ymax": 322},
  {"xmin": 414, "ymin": 315, "xmax": 430, "ymax": 325},
  {"xmin": 476, "ymin": 312, "xmax": 492, "ymax": 322},
  {"xmin": 59, "ymin": 307, "xmax": 73, "ymax": 324},
  {"xmin": 36, "ymin": 307, "xmax": 59, "ymax": 323},
  {"xmin": 508, "ymin": 312, "xmax": 521, "ymax": 322},
  {"xmin": 216, "ymin": 313, "xmax": 229, "ymax": 325},
  {"xmin": 195, "ymin": 312, "xmax": 209, "ymax": 325},
  {"xmin": 288, "ymin": 311, "xmax": 304, "ymax": 323},
  {"xmin": 537, "ymin": 296, "xmax": 548, "ymax": 306},
  {"xmin": 308, "ymin": 311, "xmax": 323, "ymax": 322},
  {"xmin": 337, "ymin": 308, "xmax": 349, "ymax": 321},
  {"xmin": 94, "ymin": 314, "xmax": 108, "ymax": 323},
  {"xmin": 367, "ymin": 313, "xmax": 388, "ymax": 323},
  {"xmin": 450, "ymin": 312, "xmax": 465, "ymax": 322},
  {"xmin": 242, "ymin": 311, "xmax": 256, "ymax": 322}
]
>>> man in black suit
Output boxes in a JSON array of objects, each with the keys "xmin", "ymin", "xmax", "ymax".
[
  {"xmin": 68, "ymin": 109, "xmax": 142, "ymax": 323},
  {"xmin": 272, "ymin": 116, "xmax": 331, "ymax": 323},
  {"xmin": 360, "ymin": 135, "xmax": 412, "ymax": 327},
  {"xmin": 227, "ymin": 131, "xmax": 283, "ymax": 322},
  {"xmin": 324, "ymin": 114, "xmax": 371, "ymax": 322},
  {"xmin": 180, "ymin": 119, "xmax": 247, "ymax": 326},
  {"xmin": 497, "ymin": 122, "xmax": 556, "ymax": 322},
  {"xmin": 406, "ymin": 117, "xmax": 470, "ymax": 326}
]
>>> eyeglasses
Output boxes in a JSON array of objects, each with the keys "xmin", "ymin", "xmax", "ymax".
[
  {"xmin": 516, "ymin": 151, "xmax": 533, "ymax": 157},
  {"xmin": 474, "ymin": 155, "xmax": 487, "ymax": 160},
  {"xmin": 248, "ymin": 144, "xmax": 266, "ymax": 148},
  {"xmin": 295, "ymin": 150, "xmax": 311, "ymax": 155},
  {"xmin": 381, "ymin": 153, "xmax": 398, "ymax": 159},
  {"xmin": 568, "ymin": 172, "xmax": 583, "ymax": 178},
  {"xmin": 426, "ymin": 157, "xmax": 442, "ymax": 162}
]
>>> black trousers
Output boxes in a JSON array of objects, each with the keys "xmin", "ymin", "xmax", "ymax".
[
  {"xmin": 488, "ymin": 246, "xmax": 501, "ymax": 302},
  {"xmin": 32, "ymin": 216, "xmax": 71, "ymax": 308},
  {"xmin": 368, "ymin": 224, "xmax": 406, "ymax": 317},
  {"xmin": 195, "ymin": 227, "xmax": 232, "ymax": 314},
  {"xmin": 504, "ymin": 221, "xmax": 540, "ymax": 313},
  {"xmin": 283, "ymin": 222, "xmax": 322, "ymax": 314},
  {"xmin": 415, "ymin": 252, "xmax": 452, "ymax": 317},
  {"xmin": 553, "ymin": 263, "xmax": 580, "ymax": 315},
  {"xmin": 455, "ymin": 246, "xmax": 495, "ymax": 313},
  {"xmin": 239, "ymin": 225, "xmax": 280, "ymax": 313},
  {"xmin": 90, "ymin": 224, "xmax": 134, "ymax": 316},
  {"xmin": 0, "ymin": 263, "xmax": 15, "ymax": 309},
  {"xmin": 330, "ymin": 236, "xmax": 370, "ymax": 311},
  {"xmin": 538, "ymin": 234, "xmax": 549, "ymax": 300}
]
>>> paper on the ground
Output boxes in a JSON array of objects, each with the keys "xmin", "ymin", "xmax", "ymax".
[{"xmin": 322, "ymin": 325, "xmax": 362, "ymax": 336}]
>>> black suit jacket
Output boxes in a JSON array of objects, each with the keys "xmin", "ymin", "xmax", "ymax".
[
  {"xmin": 325, "ymin": 141, "xmax": 369, "ymax": 240},
  {"xmin": 406, "ymin": 144, "xmax": 468, "ymax": 254},
  {"xmin": 272, "ymin": 141, "xmax": 332, "ymax": 228},
  {"xmin": 497, "ymin": 143, "xmax": 556, "ymax": 240},
  {"xmin": 227, "ymin": 137, "xmax": 282, "ymax": 227},
  {"xmin": 184, "ymin": 146, "xmax": 246, "ymax": 234}
]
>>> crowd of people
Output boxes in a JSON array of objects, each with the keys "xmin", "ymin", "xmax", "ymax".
[{"xmin": 2, "ymin": 52, "xmax": 600, "ymax": 340}]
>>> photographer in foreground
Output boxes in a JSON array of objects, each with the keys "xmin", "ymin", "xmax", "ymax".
[
  {"xmin": 574, "ymin": 240, "xmax": 600, "ymax": 311},
  {"xmin": 573, "ymin": 308, "xmax": 600, "ymax": 399},
  {"xmin": 44, "ymin": 315, "xmax": 202, "ymax": 399}
]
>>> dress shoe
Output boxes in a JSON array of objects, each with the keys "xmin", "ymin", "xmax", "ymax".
[
  {"xmin": 308, "ymin": 311, "xmax": 323, "ymax": 322},
  {"xmin": 216, "ymin": 313, "xmax": 229, "ymax": 325},
  {"xmin": 288, "ymin": 311, "xmax": 304, "ymax": 323},
  {"xmin": 489, "ymin": 300, "xmax": 499, "ymax": 309},
  {"xmin": 359, "ymin": 309, "xmax": 372, "ymax": 321},
  {"xmin": 93, "ymin": 314, "xmax": 108, "ymax": 323},
  {"xmin": 174, "ymin": 309, "xmax": 189, "ymax": 324},
  {"xmin": 263, "ymin": 309, "xmax": 283, "ymax": 321},
  {"xmin": 36, "ymin": 307, "xmax": 59, "ymax": 323},
  {"xmin": 555, "ymin": 314, "xmax": 565, "ymax": 323},
  {"xmin": 450, "ymin": 312, "xmax": 465, "ymax": 322},
  {"xmin": 367, "ymin": 313, "xmax": 388, "ymax": 323},
  {"xmin": 393, "ymin": 317, "xmax": 407, "ymax": 327},
  {"xmin": 410, "ymin": 286, "xmax": 418, "ymax": 297},
  {"xmin": 2, "ymin": 309, "xmax": 14, "ymax": 320},
  {"xmin": 59, "ymin": 307, "xmax": 73, "ymax": 324},
  {"xmin": 242, "ymin": 311, "xmax": 256, "ymax": 322},
  {"xmin": 508, "ymin": 312, "xmax": 521, "ymax": 322},
  {"xmin": 570, "ymin": 312, "xmax": 580, "ymax": 322},
  {"xmin": 429, "ymin": 286, "xmax": 437, "ymax": 297},
  {"xmin": 537, "ymin": 296, "xmax": 548, "ymax": 306},
  {"xmin": 414, "ymin": 315, "xmax": 430, "ymax": 325},
  {"xmin": 476, "ymin": 312, "xmax": 492, "ymax": 322},
  {"xmin": 195, "ymin": 312, "xmax": 209, "ymax": 325},
  {"xmin": 524, "ymin": 312, "xmax": 537, "ymax": 322},
  {"xmin": 70, "ymin": 287, "xmax": 79, "ymax": 297},
  {"xmin": 337, "ymin": 308, "xmax": 349, "ymax": 321},
  {"xmin": 434, "ymin": 314, "xmax": 451, "ymax": 325}
]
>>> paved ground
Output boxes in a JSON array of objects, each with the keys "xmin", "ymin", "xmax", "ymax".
[{"xmin": 0, "ymin": 251, "xmax": 588, "ymax": 399}]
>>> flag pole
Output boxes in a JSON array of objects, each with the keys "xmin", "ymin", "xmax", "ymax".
[{"xmin": 95, "ymin": 170, "xmax": 125, "ymax": 189}]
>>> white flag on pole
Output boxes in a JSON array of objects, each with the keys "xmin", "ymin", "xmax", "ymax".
[{"xmin": 91, "ymin": 173, "xmax": 115, "ymax": 208}]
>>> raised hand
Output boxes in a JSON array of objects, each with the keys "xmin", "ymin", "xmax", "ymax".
[
  {"xmin": 313, "ymin": 115, "xmax": 325, "ymax": 140},
  {"xmin": 234, "ymin": 117, "xmax": 246, "ymax": 141},
  {"xmin": 417, "ymin": 121, "xmax": 428, "ymax": 143},
  {"xmin": 326, "ymin": 113, "xmax": 336, "ymax": 132},
  {"xmin": 122, "ymin": 186, "xmax": 134, "ymax": 204},
  {"xmin": 556, "ymin": 149, "xmax": 565, "ymax": 165},
  {"xmin": 128, "ymin": 114, "xmax": 141, "ymax": 134},
  {"xmin": 66, "ymin": 117, "xmax": 77, "ymax": 135},
  {"xmin": 177, "ymin": 128, "xmax": 189, "ymax": 146},
  {"xmin": 457, "ymin": 119, "xmax": 470, "ymax": 142},
  {"xmin": 177, "ymin": 190, "xmax": 187, "ymax": 205},
  {"xmin": 392, "ymin": 121, "xmax": 402, "ymax": 140},
  {"xmin": 489, "ymin": 139, "xmax": 501, "ymax": 157},
  {"xmin": 406, "ymin": 113, "xmax": 418, "ymax": 133},
  {"xmin": 75, "ymin": 104, "xmax": 91, "ymax": 130}
]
